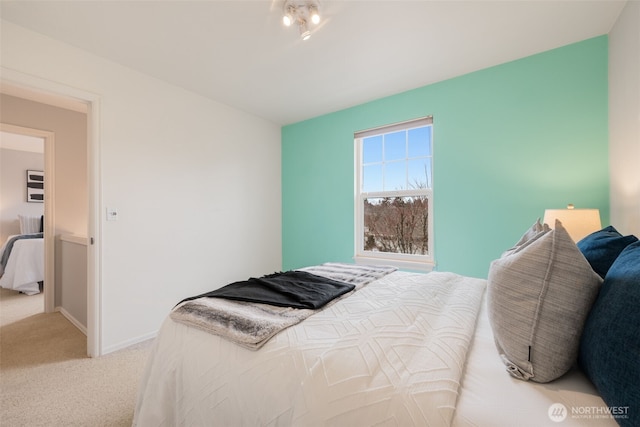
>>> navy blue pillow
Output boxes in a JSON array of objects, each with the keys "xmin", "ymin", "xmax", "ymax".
[
  {"xmin": 577, "ymin": 226, "xmax": 638, "ymax": 279},
  {"xmin": 579, "ymin": 240, "xmax": 640, "ymax": 427}
]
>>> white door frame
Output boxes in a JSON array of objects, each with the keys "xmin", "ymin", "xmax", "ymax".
[{"xmin": 1, "ymin": 68, "xmax": 102, "ymax": 357}]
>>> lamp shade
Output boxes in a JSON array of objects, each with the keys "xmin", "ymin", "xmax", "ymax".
[{"xmin": 543, "ymin": 207, "xmax": 601, "ymax": 242}]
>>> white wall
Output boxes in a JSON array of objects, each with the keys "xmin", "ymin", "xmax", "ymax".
[
  {"xmin": 609, "ymin": 0, "xmax": 640, "ymax": 236},
  {"xmin": 1, "ymin": 21, "xmax": 282, "ymax": 353}
]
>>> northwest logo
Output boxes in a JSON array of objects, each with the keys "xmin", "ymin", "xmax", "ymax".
[{"xmin": 548, "ymin": 403, "xmax": 568, "ymax": 422}]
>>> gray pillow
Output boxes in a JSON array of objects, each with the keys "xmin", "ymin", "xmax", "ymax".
[
  {"xmin": 487, "ymin": 220, "xmax": 603, "ymax": 383},
  {"xmin": 501, "ymin": 218, "xmax": 550, "ymax": 257}
]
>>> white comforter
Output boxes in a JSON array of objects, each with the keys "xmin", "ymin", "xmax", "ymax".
[
  {"xmin": 0, "ymin": 236, "xmax": 44, "ymax": 295},
  {"xmin": 134, "ymin": 271, "xmax": 486, "ymax": 426}
]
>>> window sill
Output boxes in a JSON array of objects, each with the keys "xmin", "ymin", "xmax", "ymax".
[{"xmin": 354, "ymin": 255, "xmax": 435, "ymax": 273}]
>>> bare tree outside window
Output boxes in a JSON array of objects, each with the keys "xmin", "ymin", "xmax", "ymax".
[{"xmin": 363, "ymin": 196, "xmax": 428, "ymax": 255}]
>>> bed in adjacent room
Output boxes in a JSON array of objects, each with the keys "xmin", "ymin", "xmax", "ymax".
[
  {"xmin": 0, "ymin": 215, "xmax": 45, "ymax": 295},
  {"xmin": 134, "ymin": 221, "xmax": 639, "ymax": 427},
  {"xmin": 0, "ymin": 233, "xmax": 44, "ymax": 295}
]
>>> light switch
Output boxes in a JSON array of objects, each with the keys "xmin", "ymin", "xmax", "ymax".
[{"xmin": 106, "ymin": 207, "xmax": 118, "ymax": 221}]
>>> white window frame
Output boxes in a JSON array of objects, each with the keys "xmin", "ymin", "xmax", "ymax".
[{"xmin": 354, "ymin": 117, "xmax": 434, "ymax": 272}]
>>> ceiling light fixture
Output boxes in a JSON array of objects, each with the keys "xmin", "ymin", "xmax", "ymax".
[
  {"xmin": 282, "ymin": 0, "xmax": 321, "ymax": 41},
  {"xmin": 283, "ymin": 4, "xmax": 295, "ymax": 26},
  {"xmin": 309, "ymin": 5, "xmax": 320, "ymax": 25},
  {"xmin": 299, "ymin": 20, "xmax": 311, "ymax": 41}
]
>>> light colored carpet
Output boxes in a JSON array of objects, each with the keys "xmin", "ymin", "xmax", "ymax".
[{"xmin": 0, "ymin": 288, "xmax": 152, "ymax": 426}]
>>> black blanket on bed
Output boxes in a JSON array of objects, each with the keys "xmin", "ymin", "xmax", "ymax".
[{"xmin": 177, "ymin": 270, "xmax": 355, "ymax": 309}]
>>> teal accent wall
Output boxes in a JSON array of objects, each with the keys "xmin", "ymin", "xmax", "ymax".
[{"xmin": 282, "ymin": 36, "xmax": 609, "ymax": 278}]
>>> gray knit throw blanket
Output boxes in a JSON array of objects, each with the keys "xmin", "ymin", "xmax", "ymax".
[{"xmin": 170, "ymin": 263, "xmax": 397, "ymax": 350}]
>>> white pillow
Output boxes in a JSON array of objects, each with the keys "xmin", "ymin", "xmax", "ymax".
[
  {"xmin": 18, "ymin": 215, "xmax": 41, "ymax": 234},
  {"xmin": 487, "ymin": 220, "xmax": 602, "ymax": 383}
]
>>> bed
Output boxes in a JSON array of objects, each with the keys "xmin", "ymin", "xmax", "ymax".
[
  {"xmin": 0, "ymin": 233, "xmax": 44, "ymax": 295},
  {"xmin": 0, "ymin": 213, "xmax": 45, "ymax": 295},
  {"xmin": 134, "ymin": 222, "xmax": 639, "ymax": 427}
]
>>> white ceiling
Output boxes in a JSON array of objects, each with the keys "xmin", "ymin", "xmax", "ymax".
[
  {"xmin": 0, "ymin": 131, "xmax": 45, "ymax": 153},
  {"xmin": 0, "ymin": 0, "xmax": 627, "ymax": 125}
]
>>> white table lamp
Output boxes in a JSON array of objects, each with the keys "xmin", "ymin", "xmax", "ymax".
[{"xmin": 543, "ymin": 204, "xmax": 601, "ymax": 242}]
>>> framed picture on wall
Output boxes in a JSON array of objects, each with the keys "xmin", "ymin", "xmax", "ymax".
[{"xmin": 26, "ymin": 170, "xmax": 44, "ymax": 203}]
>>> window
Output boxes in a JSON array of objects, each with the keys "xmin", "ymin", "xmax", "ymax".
[{"xmin": 354, "ymin": 117, "xmax": 434, "ymax": 271}]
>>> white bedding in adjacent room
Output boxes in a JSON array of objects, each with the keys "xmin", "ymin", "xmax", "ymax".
[{"xmin": 0, "ymin": 236, "xmax": 44, "ymax": 295}]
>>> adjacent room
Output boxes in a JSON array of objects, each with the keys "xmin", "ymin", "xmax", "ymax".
[{"xmin": 0, "ymin": 0, "xmax": 638, "ymax": 426}]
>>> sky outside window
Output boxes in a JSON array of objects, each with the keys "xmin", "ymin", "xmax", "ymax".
[{"xmin": 362, "ymin": 125, "xmax": 432, "ymax": 192}]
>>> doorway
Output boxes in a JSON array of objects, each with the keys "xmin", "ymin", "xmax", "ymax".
[
  {"xmin": 0, "ymin": 77, "xmax": 101, "ymax": 357},
  {"xmin": 0, "ymin": 125, "xmax": 54, "ymax": 313}
]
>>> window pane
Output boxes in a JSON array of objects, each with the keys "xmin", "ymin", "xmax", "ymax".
[
  {"xmin": 408, "ymin": 159, "xmax": 431, "ymax": 189},
  {"xmin": 384, "ymin": 131, "xmax": 406, "ymax": 161},
  {"xmin": 356, "ymin": 118, "xmax": 433, "ymax": 264},
  {"xmin": 408, "ymin": 127, "xmax": 431, "ymax": 157},
  {"xmin": 363, "ymin": 135, "xmax": 383, "ymax": 163},
  {"xmin": 363, "ymin": 196, "xmax": 429, "ymax": 255},
  {"xmin": 384, "ymin": 161, "xmax": 406, "ymax": 190},
  {"xmin": 363, "ymin": 164, "xmax": 383, "ymax": 192}
]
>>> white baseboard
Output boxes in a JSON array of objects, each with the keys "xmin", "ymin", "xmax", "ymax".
[
  {"xmin": 56, "ymin": 306, "xmax": 87, "ymax": 335},
  {"xmin": 101, "ymin": 331, "xmax": 158, "ymax": 355},
  {"xmin": 55, "ymin": 306, "xmax": 156, "ymax": 356}
]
